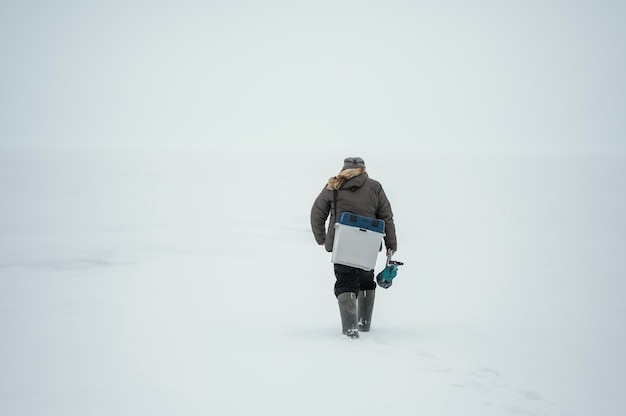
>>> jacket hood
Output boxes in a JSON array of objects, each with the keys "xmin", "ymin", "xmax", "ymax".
[{"xmin": 326, "ymin": 168, "xmax": 367, "ymax": 191}]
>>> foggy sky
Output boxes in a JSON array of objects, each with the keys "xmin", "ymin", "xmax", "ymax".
[{"xmin": 1, "ymin": 0, "xmax": 624, "ymax": 151}]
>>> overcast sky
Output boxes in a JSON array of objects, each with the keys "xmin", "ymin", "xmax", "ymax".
[{"xmin": 1, "ymin": 0, "xmax": 624, "ymax": 151}]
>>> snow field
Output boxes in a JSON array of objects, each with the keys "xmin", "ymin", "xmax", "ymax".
[{"xmin": 1, "ymin": 147, "xmax": 624, "ymax": 415}]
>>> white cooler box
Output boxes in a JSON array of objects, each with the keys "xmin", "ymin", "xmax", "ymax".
[{"xmin": 331, "ymin": 212, "xmax": 385, "ymax": 271}]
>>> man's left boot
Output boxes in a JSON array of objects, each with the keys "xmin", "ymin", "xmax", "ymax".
[{"xmin": 337, "ymin": 292, "xmax": 359, "ymax": 339}]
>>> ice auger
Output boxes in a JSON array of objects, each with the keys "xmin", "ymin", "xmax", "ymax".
[{"xmin": 376, "ymin": 249, "xmax": 404, "ymax": 289}]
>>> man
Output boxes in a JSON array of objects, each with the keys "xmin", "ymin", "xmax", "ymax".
[{"xmin": 310, "ymin": 157, "xmax": 397, "ymax": 338}]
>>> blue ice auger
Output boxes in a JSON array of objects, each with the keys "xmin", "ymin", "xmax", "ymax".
[{"xmin": 376, "ymin": 249, "xmax": 404, "ymax": 289}]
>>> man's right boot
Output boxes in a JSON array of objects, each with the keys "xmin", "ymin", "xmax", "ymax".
[
  {"xmin": 337, "ymin": 292, "xmax": 359, "ymax": 339},
  {"xmin": 358, "ymin": 289, "xmax": 375, "ymax": 332}
]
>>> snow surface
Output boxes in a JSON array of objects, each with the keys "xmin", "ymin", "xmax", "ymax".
[{"xmin": 1, "ymin": 146, "xmax": 624, "ymax": 415}]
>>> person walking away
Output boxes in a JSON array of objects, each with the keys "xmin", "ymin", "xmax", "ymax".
[{"xmin": 310, "ymin": 157, "xmax": 397, "ymax": 338}]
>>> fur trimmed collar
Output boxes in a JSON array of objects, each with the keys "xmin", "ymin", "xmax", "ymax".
[{"xmin": 326, "ymin": 168, "xmax": 366, "ymax": 190}]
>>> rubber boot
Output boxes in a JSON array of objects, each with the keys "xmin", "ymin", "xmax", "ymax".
[
  {"xmin": 337, "ymin": 292, "xmax": 359, "ymax": 339},
  {"xmin": 358, "ymin": 290, "xmax": 375, "ymax": 332}
]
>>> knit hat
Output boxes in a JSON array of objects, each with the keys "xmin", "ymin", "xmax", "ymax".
[{"xmin": 342, "ymin": 157, "xmax": 366, "ymax": 170}]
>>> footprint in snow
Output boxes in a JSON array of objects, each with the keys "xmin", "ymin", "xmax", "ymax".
[
  {"xmin": 518, "ymin": 390, "xmax": 543, "ymax": 401},
  {"xmin": 471, "ymin": 366, "xmax": 502, "ymax": 378}
]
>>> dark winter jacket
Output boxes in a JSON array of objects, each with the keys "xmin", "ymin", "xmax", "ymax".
[{"xmin": 310, "ymin": 168, "xmax": 397, "ymax": 253}]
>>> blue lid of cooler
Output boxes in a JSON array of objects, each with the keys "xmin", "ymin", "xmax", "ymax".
[{"xmin": 338, "ymin": 212, "xmax": 385, "ymax": 234}]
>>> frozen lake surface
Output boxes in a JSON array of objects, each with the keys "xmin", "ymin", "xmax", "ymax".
[{"xmin": 1, "ymin": 147, "xmax": 624, "ymax": 415}]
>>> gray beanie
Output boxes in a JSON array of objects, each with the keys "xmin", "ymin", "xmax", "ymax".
[{"xmin": 342, "ymin": 157, "xmax": 366, "ymax": 170}]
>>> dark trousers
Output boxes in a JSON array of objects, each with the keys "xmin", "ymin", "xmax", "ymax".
[{"xmin": 334, "ymin": 264, "xmax": 376, "ymax": 297}]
